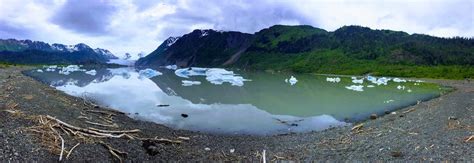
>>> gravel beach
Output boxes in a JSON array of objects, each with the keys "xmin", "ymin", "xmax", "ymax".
[{"xmin": 0, "ymin": 66, "xmax": 472, "ymax": 161}]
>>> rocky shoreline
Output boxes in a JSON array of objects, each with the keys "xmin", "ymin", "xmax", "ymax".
[{"xmin": 0, "ymin": 66, "xmax": 472, "ymax": 161}]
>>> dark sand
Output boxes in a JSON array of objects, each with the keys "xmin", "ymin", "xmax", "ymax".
[{"xmin": 0, "ymin": 66, "xmax": 472, "ymax": 161}]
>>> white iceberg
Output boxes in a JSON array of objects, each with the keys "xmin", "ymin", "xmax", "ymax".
[
  {"xmin": 138, "ymin": 68, "xmax": 162, "ymax": 78},
  {"xmin": 182, "ymin": 80, "xmax": 201, "ymax": 86},
  {"xmin": 164, "ymin": 65, "xmax": 178, "ymax": 70},
  {"xmin": 352, "ymin": 77, "xmax": 364, "ymax": 84},
  {"xmin": 58, "ymin": 65, "xmax": 85, "ymax": 75},
  {"xmin": 384, "ymin": 99, "xmax": 395, "ymax": 103},
  {"xmin": 85, "ymin": 70, "xmax": 97, "ymax": 76},
  {"xmin": 326, "ymin": 77, "xmax": 341, "ymax": 83},
  {"xmin": 393, "ymin": 78, "xmax": 407, "ymax": 83},
  {"xmin": 367, "ymin": 76, "xmax": 390, "ymax": 85},
  {"xmin": 407, "ymin": 89, "xmax": 412, "ymax": 93},
  {"xmin": 174, "ymin": 67, "xmax": 250, "ymax": 86},
  {"xmin": 36, "ymin": 69, "xmax": 43, "ymax": 73},
  {"xmin": 345, "ymin": 85, "xmax": 364, "ymax": 92},
  {"xmin": 174, "ymin": 67, "xmax": 208, "ymax": 78},
  {"xmin": 397, "ymin": 85, "xmax": 405, "ymax": 90},
  {"xmin": 289, "ymin": 76, "xmax": 298, "ymax": 85},
  {"xmin": 367, "ymin": 85, "xmax": 375, "ymax": 88}
]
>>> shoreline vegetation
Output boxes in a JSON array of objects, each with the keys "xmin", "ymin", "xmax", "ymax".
[{"xmin": 1, "ymin": 66, "xmax": 472, "ymax": 161}]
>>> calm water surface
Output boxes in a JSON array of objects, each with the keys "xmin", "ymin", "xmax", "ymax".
[{"xmin": 26, "ymin": 66, "xmax": 446, "ymax": 135}]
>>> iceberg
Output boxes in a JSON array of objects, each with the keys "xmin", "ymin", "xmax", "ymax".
[
  {"xmin": 367, "ymin": 85, "xmax": 375, "ymax": 88},
  {"xmin": 289, "ymin": 76, "xmax": 298, "ymax": 85},
  {"xmin": 36, "ymin": 69, "xmax": 43, "ymax": 73},
  {"xmin": 164, "ymin": 65, "xmax": 178, "ymax": 70},
  {"xmin": 345, "ymin": 85, "xmax": 364, "ymax": 92},
  {"xmin": 182, "ymin": 80, "xmax": 201, "ymax": 86},
  {"xmin": 393, "ymin": 78, "xmax": 407, "ymax": 83},
  {"xmin": 326, "ymin": 77, "xmax": 341, "ymax": 83},
  {"xmin": 397, "ymin": 85, "xmax": 405, "ymax": 90},
  {"xmin": 85, "ymin": 70, "xmax": 97, "ymax": 76},
  {"xmin": 367, "ymin": 77, "xmax": 390, "ymax": 85},
  {"xmin": 174, "ymin": 67, "xmax": 250, "ymax": 86},
  {"xmin": 352, "ymin": 77, "xmax": 364, "ymax": 84},
  {"xmin": 58, "ymin": 65, "xmax": 85, "ymax": 75},
  {"xmin": 175, "ymin": 67, "xmax": 208, "ymax": 78},
  {"xmin": 138, "ymin": 68, "xmax": 162, "ymax": 78}
]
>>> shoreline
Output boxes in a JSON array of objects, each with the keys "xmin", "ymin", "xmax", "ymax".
[{"xmin": 1, "ymin": 66, "xmax": 472, "ymax": 161}]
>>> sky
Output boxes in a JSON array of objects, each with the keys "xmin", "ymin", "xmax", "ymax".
[{"xmin": 0, "ymin": 0, "xmax": 473, "ymax": 58}]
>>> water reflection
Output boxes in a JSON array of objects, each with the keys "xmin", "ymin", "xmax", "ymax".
[{"xmin": 26, "ymin": 67, "xmax": 443, "ymax": 135}]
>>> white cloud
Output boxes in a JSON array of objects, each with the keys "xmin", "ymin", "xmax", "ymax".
[{"xmin": 0, "ymin": 0, "xmax": 472, "ymax": 58}]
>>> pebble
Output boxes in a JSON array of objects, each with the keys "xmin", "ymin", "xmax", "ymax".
[
  {"xmin": 370, "ymin": 114, "xmax": 378, "ymax": 120},
  {"xmin": 230, "ymin": 149, "xmax": 235, "ymax": 153},
  {"xmin": 181, "ymin": 114, "xmax": 189, "ymax": 118}
]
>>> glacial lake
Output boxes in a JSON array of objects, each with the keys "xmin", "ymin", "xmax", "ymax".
[{"xmin": 26, "ymin": 66, "xmax": 447, "ymax": 135}]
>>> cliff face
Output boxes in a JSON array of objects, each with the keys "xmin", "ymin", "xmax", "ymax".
[{"xmin": 136, "ymin": 29, "xmax": 254, "ymax": 67}]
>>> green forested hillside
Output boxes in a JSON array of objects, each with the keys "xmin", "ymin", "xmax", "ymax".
[{"xmin": 137, "ymin": 25, "xmax": 474, "ymax": 79}]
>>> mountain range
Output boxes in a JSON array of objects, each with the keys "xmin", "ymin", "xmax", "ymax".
[
  {"xmin": 0, "ymin": 39, "xmax": 118, "ymax": 64},
  {"xmin": 136, "ymin": 25, "xmax": 474, "ymax": 79}
]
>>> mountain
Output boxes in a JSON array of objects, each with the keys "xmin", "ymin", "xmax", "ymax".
[
  {"xmin": 136, "ymin": 29, "xmax": 253, "ymax": 67},
  {"xmin": 137, "ymin": 25, "xmax": 474, "ymax": 79},
  {"xmin": 0, "ymin": 39, "xmax": 118, "ymax": 64}
]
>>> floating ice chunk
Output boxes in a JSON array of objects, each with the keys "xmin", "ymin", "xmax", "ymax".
[
  {"xmin": 175, "ymin": 68, "xmax": 250, "ymax": 86},
  {"xmin": 414, "ymin": 83, "xmax": 420, "ymax": 86},
  {"xmin": 289, "ymin": 76, "xmax": 298, "ymax": 85},
  {"xmin": 367, "ymin": 75, "xmax": 376, "ymax": 82},
  {"xmin": 205, "ymin": 69, "xmax": 249, "ymax": 86},
  {"xmin": 182, "ymin": 80, "xmax": 201, "ymax": 86},
  {"xmin": 407, "ymin": 89, "xmax": 412, "ymax": 93},
  {"xmin": 369, "ymin": 77, "xmax": 390, "ymax": 85},
  {"xmin": 352, "ymin": 78, "xmax": 364, "ymax": 84},
  {"xmin": 384, "ymin": 99, "xmax": 395, "ymax": 103},
  {"xmin": 36, "ymin": 69, "xmax": 43, "ymax": 73},
  {"xmin": 345, "ymin": 85, "xmax": 364, "ymax": 92},
  {"xmin": 284, "ymin": 79, "xmax": 288, "ymax": 83},
  {"xmin": 175, "ymin": 67, "xmax": 208, "ymax": 78},
  {"xmin": 138, "ymin": 68, "xmax": 162, "ymax": 78},
  {"xmin": 367, "ymin": 85, "xmax": 375, "ymax": 88},
  {"xmin": 58, "ymin": 65, "xmax": 85, "ymax": 75},
  {"xmin": 415, "ymin": 80, "xmax": 424, "ymax": 83},
  {"xmin": 85, "ymin": 70, "xmax": 97, "ymax": 76},
  {"xmin": 397, "ymin": 85, "xmax": 405, "ymax": 90},
  {"xmin": 393, "ymin": 78, "xmax": 407, "ymax": 83},
  {"xmin": 326, "ymin": 77, "xmax": 341, "ymax": 83},
  {"xmin": 165, "ymin": 65, "xmax": 178, "ymax": 70}
]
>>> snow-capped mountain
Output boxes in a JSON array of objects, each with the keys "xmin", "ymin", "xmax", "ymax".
[{"xmin": 0, "ymin": 39, "xmax": 119, "ymax": 64}]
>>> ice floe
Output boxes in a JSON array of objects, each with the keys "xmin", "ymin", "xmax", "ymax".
[
  {"xmin": 287, "ymin": 76, "xmax": 298, "ymax": 85},
  {"xmin": 367, "ymin": 76, "xmax": 390, "ymax": 85},
  {"xmin": 384, "ymin": 99, "xmax": 395, "ymax": 103},
  {"xmin": 58, "ymin": 65, "xmax": 85, "ymax": 75},
  {"xmin": 393, "ymin": 78, "xmax": 407, "ymax": 83},
  {"xmin": 174, "ymin": 67, "xmax": 250, "ymax": 86},
  {"xmin": 36, "ymin": 69, "xmax": 43, "ymax": 73},
  {"xmin": 397, "ymin": 85, "xmax": 405, "ymax": 90},
  {"xmin": 351, "ymin": 77, "xmax": 364, "ymax": 84},
  {"xmin": 326, "ymin": 77, "xmax": 341, "ymax": 83},
  {"xmin": 345, "ymin": 85, "xmax": 364, "ymax": 92},
  {"xmin": 182, "ymin": 80, "xmax": 201, "ymax": 86},
  {"xmin": 367, "ymin": 85, "xmax": 375, "ymax": 88},
  {"xmin": 164, "ymin": 65, "xmax": 178, "ymax": 70},
  {"xmin": 85, "ymin": 70, "xmax": 97, "ymax": 76},
  {"xmin": 138, "ymin": 68, "xmax": 162, "ymax": 78}
]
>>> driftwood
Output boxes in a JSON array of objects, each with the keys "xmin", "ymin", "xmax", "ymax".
[
  {"xmin": 45, "ymin": 115, "xmax": 138, "ymax": 139},
  {"xmin": 66, "ymin": 143, "xmax": 80, "ymax": 159},
  {"xmin": 351, "ymin": 123, "xmax": 364, "ymax": 131},
  {"xmin": 49, "ymin": 125, "xmax": 64, "ymax": 161},
  {"xmin": 100, "ymin": 142, "xmax": 127, "ymax": 163}
]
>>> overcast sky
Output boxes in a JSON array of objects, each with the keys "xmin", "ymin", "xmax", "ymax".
[{"xmin": 0, "ymin": 0, "xmax": 473, "ymax": 58}]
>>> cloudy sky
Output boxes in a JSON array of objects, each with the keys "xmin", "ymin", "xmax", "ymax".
[{"xmin": 0, "ymin": 0, "xmax": 473, "ymax": 58}]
